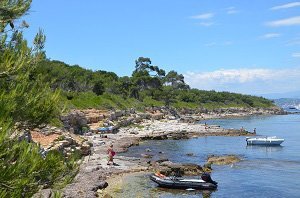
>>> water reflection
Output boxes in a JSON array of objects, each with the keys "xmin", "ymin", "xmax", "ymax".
[
  {"xmin": 202, "ymin": 190, "xmax": 213, "ymax": 198},
  {"xmin": 246, "ymin": 145, "xmax": 283, "ymax": 152}
]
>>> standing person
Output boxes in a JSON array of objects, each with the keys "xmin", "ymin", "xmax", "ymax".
[
  {"xmin": 107, "ymin": 144, "xmax": 115, "ymax": 165},
  {"xmin": 253, "ymin": 128, "xmax": 256, "ymax": 134}
]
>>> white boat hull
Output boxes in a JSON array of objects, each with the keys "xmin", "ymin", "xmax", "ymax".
[{"xmin": 246, "ymin": 137, "xmax": 284, "ymax": 145}]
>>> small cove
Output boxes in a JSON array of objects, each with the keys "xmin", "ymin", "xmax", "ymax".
[{"xmin": 116, "ymin": 114, "xmax": 300, "ymax": 197}]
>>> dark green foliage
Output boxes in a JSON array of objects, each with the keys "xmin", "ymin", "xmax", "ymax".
[
  {"xmin": 135, "ymin": 57, "xmax": 152, "ymax": 72},
  {"xmin": 35, "ymin": 60, "xmax": 119, "ymax": 93},
  {"xmin": 93, "ymin": 80, "xmax": 105, "ymax": 95},
  {"xmin": 0, "ymin": 1, "xmax": 78, "ymax": 196},
  {"xmin": 175, "ymin": 89, "xmax": 273, "ymax": 108},
  {"xmin": 160, "ymin": 86, "xmax": 176, "ymax": 106},
  {"xmin": 35, "ymin": 57, "xmax": 274, "ymax": 110},
  {"xmin": 0, "ymin": 29, "xmax": 60, "ymax": 127},
  {"xmin": 0, "ymin": 0, "xmax": 31, "ymax": 33},
  {"xmin": 164, "ymin": 70, "xmax": 189, "ymax": 90},
  {"xmin": 0, "ymin": 138, "xmax": 79, "ymax": 197},
  {"xmin": 134, "ymin": 57, "xmax": 165, "ymax": 77}
]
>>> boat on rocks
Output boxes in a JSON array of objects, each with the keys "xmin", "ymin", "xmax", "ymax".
[
  {"xmin": 246, "ymin": 136, "xmax": 284, "ymax": 146},
  {"xmin": 150, "ymin": 172, "xmax": 218, "ymax": 190}
]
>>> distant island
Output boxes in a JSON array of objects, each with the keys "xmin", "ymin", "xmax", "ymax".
[{"xmin": 273, "ymin": 98, "xmax": 300, "ymax": 110}]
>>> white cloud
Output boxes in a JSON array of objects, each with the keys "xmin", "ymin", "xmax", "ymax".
[
  {"xmin": 190, "ymin": 13, "xmax": 214, "ymax": 20},
  {"xmin": 292, "ymin": 52, "xmax": 300, "ymax": 57},
  {"xmin": 198, "ymin": 22, "xmax": 214, "ymax": 26},
  {"xmin": 185, "ymin": 69, "xmax": 275, "ymax": 83},
  {"xmin": 226, "ymin": 7, "xmax": 239, "ymax": 14},
  {"xmin": 266, "ymin": 16, "xmax": 300, "ymax": 27},
  {"xmin": 260, "ymin": 33, "xmax": 281, "ymax": 39},
  {"xmin": 184, "ymin": 68, "xmax": 300, "ymax": 94},
  {"xmin": 271, "ymin": 2, "xmax": 300, "ymax": 10}
]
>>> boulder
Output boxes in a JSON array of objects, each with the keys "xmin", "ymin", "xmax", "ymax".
[
  {"xmin": 60, "ymin": 111, "xmax": 88, "ymax": 134},
  {"xmin": 157, "ymin": 162, "xmax": 203, "ymax": 176},
  {"xmin": 81, "ymin": 142, "xmax": 91, "ymax": 156},
  {"xmin": 141, "ymin": 154, "xmax": 153, "ymax": 158},
  {"xmin": 115, "ymin": 110, "xmax": 125, "ymax": 118},
  {"xmin": 202, "ymin": 163, "xmax": 213, "ymax": 172},
  {"xmin": 186, "ymin": 153, "xmax": 194, "ymax": 156},
  {"xmin": 137, "ymin": 113, "xmax": 151, "ymax": 120},
  {"xmin": 109, "ymin": 113, "xmax": 117, "ymax": 121},
  {"xmin": 155, "ymin": 158, "xmax": 169, "ymax": 163},
  {"xmin": 59, "ymin": 140, "xmax": 71, "ymax": 147},
  {"xmin": 151, "ymin": 113, "xmax": 164, "ymax": 120},
  {"xmin": 32, "ymin": 189, "xmax": 52, "ymax": 198},
  {"xmin": 91, "ymin": 181, "xmax": 108, "ymax": 191},
  {"xmin": 207, "ymin": 155, "xmax": 241, "ymax": 165},
  {"xmin": 18, "ymin": 130, "xmax": 32, "ymax": 142},
  {"xmin": 129, "ymin": 108, "xmax": 135, "ymax": 114}
]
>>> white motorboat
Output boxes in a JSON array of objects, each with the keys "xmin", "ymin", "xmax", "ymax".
[{"xmin": 246, "ymin": 136, "xmax": 284, "ymax": 146}]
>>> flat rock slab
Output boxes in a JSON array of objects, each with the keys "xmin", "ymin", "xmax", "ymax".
[{"xmin": 207, "ymin": 155, "xmax": 241, "ymax": 165}]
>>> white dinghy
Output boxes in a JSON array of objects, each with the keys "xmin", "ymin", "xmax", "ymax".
[{"xmin": 246, "ymin": 136, "xmax": 284, "ymax": 146}]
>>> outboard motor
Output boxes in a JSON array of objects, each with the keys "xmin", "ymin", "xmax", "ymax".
[{"xmin": 201, "ymin": 173, "xmax": 218, "ymax": 185}]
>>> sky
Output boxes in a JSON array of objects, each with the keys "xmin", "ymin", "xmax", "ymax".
[{"xmin": 22, "ymin": 0, "xmax": 300, "ymax": 96}]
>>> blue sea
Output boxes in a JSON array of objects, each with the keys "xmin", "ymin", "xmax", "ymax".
[{"xmin": 119, "ymin": 114, "xmax": 300, "ymax": 198}]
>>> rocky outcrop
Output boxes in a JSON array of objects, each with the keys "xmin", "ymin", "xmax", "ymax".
[
  {"xmin": 31, "ymin": 128, "xmax": 91, "ymax": 157},
  {"xmin": 113, "ymin": 137, "xmax": 140, "ymax": 153},
  {"xmin": 32, "ymin": 189, "xmax": 53, "ymax": 198},
  {"xmin": 207, "ymin": 154, "xmax": 241, "ymax": 165},
  {"xmin": 60, "ymin": 106, "xmax": 284, "ymax": 137},
  {"xmin": 153, "ymin": 160, "xmax": 204, "ymax": 176},
  {"xmin": 60, "ymin": 110, "xmax": 88, "ymax": 134}
]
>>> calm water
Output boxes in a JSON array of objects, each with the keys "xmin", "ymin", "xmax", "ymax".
[{"xmin": 118, "ymin": 114, "xmax": 300, "ymax": 198}]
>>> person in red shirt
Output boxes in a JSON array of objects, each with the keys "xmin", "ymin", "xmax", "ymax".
[{"xmin": 107, "ymin": 144, "xmax": 115, "ymax": 165}]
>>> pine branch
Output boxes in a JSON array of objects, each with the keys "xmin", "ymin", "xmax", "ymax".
[
  {"xmin": 0, "ymin": 72, "xmax": 9, "ymax": 78},
  {"xmin": 0, "ymin": 182, "xmax": 15, "ymax": 190}
]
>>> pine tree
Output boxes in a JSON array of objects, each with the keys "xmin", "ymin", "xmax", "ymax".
[{"xmin": 0, "ymin": 1, "xmax": 77, "ymax": 197}]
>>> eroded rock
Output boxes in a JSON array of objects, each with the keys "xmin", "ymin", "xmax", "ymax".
[
  {"xmin": 156, "ymin": 161, "xmax": 203, "ymax": 176},
  {"xmin": 207, "ymin": 154, "xmax": 241, "ymax": 165}
]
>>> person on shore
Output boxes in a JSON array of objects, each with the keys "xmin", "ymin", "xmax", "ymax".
[
  {"xmin": 253, "ymin": 128, "xmax": 256, "ymax": 134},
  {"xmin": 107, "ymin": 144, "xmax": 116, "ymax": 165}
]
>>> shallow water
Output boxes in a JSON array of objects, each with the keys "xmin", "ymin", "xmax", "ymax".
[{"xmin": 119, "ymin": 114, "xmax": 300, "ymax": 198}]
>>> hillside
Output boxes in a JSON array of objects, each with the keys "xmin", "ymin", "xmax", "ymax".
[{"xmin": 36, "ymin": 59, "xmax": 276, "ymax": 111}]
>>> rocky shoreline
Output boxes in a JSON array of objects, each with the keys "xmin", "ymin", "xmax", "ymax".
[
  {"xmin": 60, "ymin": 120, "xmax": 253, "ymax": 197},
  {"xmin": 32, "ymin": 106, "xmax": 284, "ymax": 197}
]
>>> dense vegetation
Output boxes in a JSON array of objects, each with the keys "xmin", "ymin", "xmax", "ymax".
[
  {"xmin": 0, "ymin": 1, "xmax": 78, "ymax": 197},
  {"xmin": 36, "ymin": 58, "xmax": 274, "ymax": 111}
]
